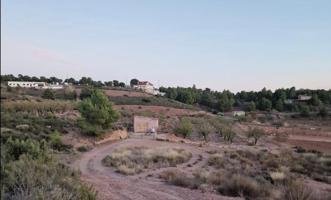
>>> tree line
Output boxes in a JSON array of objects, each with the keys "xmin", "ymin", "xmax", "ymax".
[
  {"xmin": 159, "ymin": 86, "xmax": 331, "ymax": 112},
  {"xmin": 1, "ymin": 74, "xmax": 127, "ymax": 88}
]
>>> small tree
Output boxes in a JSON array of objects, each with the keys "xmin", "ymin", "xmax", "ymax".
[
  {"xmin": 175, "ymin": 118, "xmax": 192, "ymax": 138},
  {"xmin": 42, "ymin": 89, "xmax": 55, "ymax": 100},
  {"xmin": 119, "ymin": 82, "xmax": 126, "ymax": 87},
  {"xmin": 197, "ymin": 123, "xmax": 213, "ymax": 142},
  {"xmin": 247, "ymin": 127, "xmax": 265, "ymax": 145},
  {"xmin": 130, "ymin": 79, "xmax": 139, "ymax": 87},
  {"xmin": 78, "ymin": 90, "xmax": 119, "ymax": 136},
  {"xmin": 223, "ymin": 128, "xmax": 236, "ymax": 143}
]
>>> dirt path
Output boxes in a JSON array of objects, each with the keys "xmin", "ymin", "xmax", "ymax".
[
  {"xmin": 73, "ymin": 138, "xmax": 241, "ymax": 200},
  {"xmin": 288, "ymin": 135, "xmax": 331, "ymax": 154}
]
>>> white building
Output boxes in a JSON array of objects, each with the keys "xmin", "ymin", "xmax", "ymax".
[
  {"xmin": 133, "ymin": 81, "xmax": 155, "ymax": 94},
  {"xmin": 298, "ymin": 95, "xmax": 312, "ymax": 101},
  {"xmin": 232, "ymin": 111, "xmax": 245, "ymax": 117},
  {"xmin": 7, "ymin": 81, "xmax": 46, "ymax": 88},
  {"xmin": 7, "ymin": 81, "xmax": 63, "ymax": 89}
]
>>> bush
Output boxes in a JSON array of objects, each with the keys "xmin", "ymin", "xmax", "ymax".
[
  {"xmin": 49, "ymin": 130, "xmax": 69, "ymax": 151},
  {"xmin": 223, "ymin": 128, "xmax": 236, "ymax": 143},
  {"xmin": 1, "ymin": 137, "xmax": 96, "ymax": 200},
  {"xmin": 175, "ymin": 118, "xmax": 193, "ymax": 138},
  {"xmin": 217, "ymin": 174, "xmax": 262, "ymax": 199},
  {"xmin": 42, "ymin": 89, "xmax": 55, "ymax": 100},
  {"xmin": 196, "ymin": 122, "xmax": 214, "ymax": 142},
  {"xmin": 160, "ymin": 170, "xmax": 202, "ymax": 189},
  {"xmin": 283, "ymin": 180, "xmax": 313, "ymax": 200},
  {"xmin": 78, "ymin": 90, "xmax": 119, "ymax": 136},
  {"xmin": 1, "ymin": 155, "xmax": 96, "ymax": 200},
  {"xmin": 207, "ymin": 153, "xmax": 224, "ymax": 169},
  {"xmin": 77, "ymin": 146, "xmax": 90, "ymax": 152}
]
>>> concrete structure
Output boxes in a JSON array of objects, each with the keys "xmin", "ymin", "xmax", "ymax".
[
  {"xmin": 298, "ymin": 95, "xmax": 312, "ymax": 101},
  {"xmin": 133, "ymin": 81, "xmax": 155, "ymax": 94},
  {"xmin": 7, "ymin": 81, "xmax": 46, "ymax": 88},
  {"xmin": 232, "ymin": 111, "xmax": 245, "ymax": 117},
  {"xmin": 133, "ymin": 116, "xmax": 159, "ymax": 133},
  {"xmin": 7, "ymin": 81, "xmax": 63, "ymax": 89}
]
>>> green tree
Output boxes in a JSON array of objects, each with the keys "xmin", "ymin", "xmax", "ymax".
[
  {"xmin": 175, "ymin": 118, "xmax": 193, "ymax": 138},
  {"xmin": 42, "ymin": 89, "xmax": 55, "ymax": 100},
  {"xmin": 217, "ymin": 94, "xmax": 234, "ymax": 112},
  {"xmin": 275, "ymin": 99, "xmax": 284, "ymax": 112},
  {"xmin": 78, "ymin": 90, "xmax": 119, "ymax": 136},
  {"xmin": 310, "ymin": 94, "xmax": 321, "ymax": 106},
  {"xmin": 119, "ymin": 82, "xmax": 126, "ymax": 87},
  {"xmin": 130, "ymin": 79, "xmax": 139, "ymax": 87},
  {"xmin": 259, "ymin": 98, "xmax": 272, "ymax": 111},
  {"xmin": 300, "ymin": 105, "xmax": 310, "ymax": 117},
  {"xmin": 104, "ymin": 81, "xmax": 113, "ymax": 87},
  {"xmin": 113, "ymin": 80, "xmax": 120, "ymax": 87},
  {"xmin": 246, "ymin": 101, "xmax": 256, "ymax": 112}
]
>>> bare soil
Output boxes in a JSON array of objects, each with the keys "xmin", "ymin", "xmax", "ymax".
[
  {"xmin": 72, "ymin": 136, "xmax": 331, "ymax": 200},
  {"xmin": 73, "ymin": 138, "xmax": 241, "ymax": 200}
]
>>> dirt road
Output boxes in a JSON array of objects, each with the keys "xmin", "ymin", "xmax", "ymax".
[
  {"xmin": 288, "ymin": 135, "xmax": 331, "ymax": 154},
  {"xmin": 73, "ymin": 138, "xmax": 241, "ymax": 200}
]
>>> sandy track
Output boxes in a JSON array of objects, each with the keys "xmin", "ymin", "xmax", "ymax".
[{"xmin": 73, "ymin": 138, "xmax": 241, "ymax": 200}]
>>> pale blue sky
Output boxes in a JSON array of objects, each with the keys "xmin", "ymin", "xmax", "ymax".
[{"xmin": 1, "ymin": 0, "xmax": 331, "ymax": 91}]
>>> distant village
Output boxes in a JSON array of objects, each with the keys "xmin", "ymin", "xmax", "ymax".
[{"xmin": 7, "ymin": 80, "xmax": 165, "ymax": 96}]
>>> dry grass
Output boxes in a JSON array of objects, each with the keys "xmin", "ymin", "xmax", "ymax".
[
  {"xmin": 160, "ymin": 169, "xmax": 203, "ymax": 189},
  {"xmin": 283, "ymin": 180, "xmax": 313, "ymax": 200},
  {"xmin": 217, "ymin": 174, "xmax": 262, "ymax": 199},
  {"xmin": 102, "ymin": 147, "xmax": 192, "ymax": 175},
  {"xmin": 1, "ymin": 100, "xmax": 75, "ymax": 113}
]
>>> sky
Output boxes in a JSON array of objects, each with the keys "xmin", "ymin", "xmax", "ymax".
[{"xmin": 1, "ymin": 0, "xmax": 331, "ymax": 92}]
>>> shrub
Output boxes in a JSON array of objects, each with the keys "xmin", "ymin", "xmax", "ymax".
[
  {"xmin": 1, "ymin": 155, "xmax": 96, "ymax": 200},
  {"xmin": 175, "ymin": 118, "xmax": 192, "ymax": 138},
  {"xmin": 283, "ymin": 180, "xmax": 313, "ymax": 200},
  {"xmin": 207, "ymin": 153, "xmax": 224, "ymax": 169},
  {"xmin": 196, "ymin": 122, "xmax": 214, "ymax": 142},
  {"xmin": 217, "ymin": 174, "xmax": 262, "ymax": 199},
  {"xmin": 223, "ymin": 128, "xmax": 236, "ymax": 143},
  {"xmin": 49, "ymin": 130, "xmax": 68, "ymax": 151},
  {"xmin": 160, "ymin": 170, "xmax": 202, "ymax": 189},
  {"xmin": 42, "ymin": 89, "xmax": 55, "ymax": 100},
  {"xmin": 247, "ymin": 127, "xmax": 265, "ymax": 145},
  {"xmin": 77, "ymin": 146, "xmax": 90, "ymax": 152}
]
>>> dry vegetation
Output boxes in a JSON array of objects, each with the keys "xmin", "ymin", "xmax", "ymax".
[
  {"xmin": 102, "ymin": 147, "xmax": 192, "ymax": 175},
  {"xmin": 1, "ymin": 100, "xmax": 75, "ymax": 113},
  {"xmin": 160, "ymin": 147, "xmax": 331, "ymax": 200}
]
